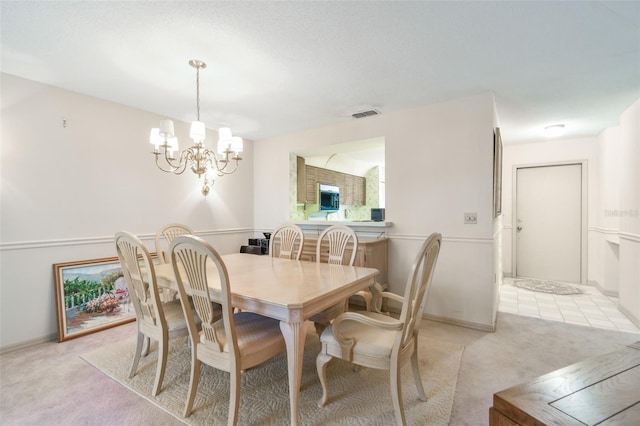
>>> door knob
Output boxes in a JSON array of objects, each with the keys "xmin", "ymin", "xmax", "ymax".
[{"xmin": 517, "ymin": 226, "xmax": 523, "ymax": 231}]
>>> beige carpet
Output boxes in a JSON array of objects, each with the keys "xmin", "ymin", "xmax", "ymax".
[{"xmin": 81, "ymin": 325, "xmax": 463, "ymax": 425}]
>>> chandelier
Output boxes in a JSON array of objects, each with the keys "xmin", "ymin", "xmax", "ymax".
[{"xmin": 149, "ymin": 59, "xmax": 243, "ymax": 196}]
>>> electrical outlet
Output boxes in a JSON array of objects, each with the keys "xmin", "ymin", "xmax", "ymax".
[{"xmin": 464, "ymin": 212, "xmax": 477, "ymax": 224}]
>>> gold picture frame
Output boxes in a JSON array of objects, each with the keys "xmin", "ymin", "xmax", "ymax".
[{"xmin": 53, "ymin": 256, "xmax": 135, "ymax": 342}]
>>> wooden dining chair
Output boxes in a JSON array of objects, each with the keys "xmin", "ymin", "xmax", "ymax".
[
  {"xmin": 114, "ymin": 231, "xmax": 195, "ymax": 397},
  {"xmin": 309, "ymin": 225, "xmax": 360, "ymax": 334},
  {"xmin": 155, "ymin": 223, "xmax": 193, "ymax": 301},
  {"xmin": 316, "ymin": 233, "xmax": 442, "ymax": 426},
  {"xmin": 269, "ymin": 224, "xmax": 305, "ymax": 260},
  {"xmin": 169, "ymin": 235, "xmax": 287, "ymax": 424},
  {"xmin": 155, "ymin": 223, "xmax": 194, "ymax": 264}
]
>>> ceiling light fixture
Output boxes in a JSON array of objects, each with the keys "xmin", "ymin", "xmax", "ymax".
[
  {"xmin": 544, "ymin": 124, "xmax": 565, "ymax": 138},
  {"xmin": 149, "ymin": 59, "xmax": 242, "ymax": 196}
]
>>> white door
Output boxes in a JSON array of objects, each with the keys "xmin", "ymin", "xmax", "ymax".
[{"xmin": 515, "ymin": 164, "xmax": 582, "ymax": 282}]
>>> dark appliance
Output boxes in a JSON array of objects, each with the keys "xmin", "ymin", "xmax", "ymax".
[
  {"xmin": 242, "ymin": 235, "xmax": 270, "ymax": 255},
  {"xmin": 319, "ymin": 183, "xmax": 340, "ymax": 211},
  {"xmin": 371, "ymin": 208, "xmax": 385, "ymax": 222},
  {"xmin": 240, "ymin": 245, "xmax": 262, "ymax": 255}
]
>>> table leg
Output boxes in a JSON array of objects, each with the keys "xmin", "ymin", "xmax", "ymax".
[{"xmin": 279, "ymin": 320, "xmax": 307, "ymax": 426}]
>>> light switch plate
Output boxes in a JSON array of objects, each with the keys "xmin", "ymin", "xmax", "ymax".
[{"xmin": 464, "ymin": 212, "xmax": 477, "ymax": 224}]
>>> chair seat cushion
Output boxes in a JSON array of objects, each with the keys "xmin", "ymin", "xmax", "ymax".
[
  {"xmin": 212, "ymin": 312, "xmax": 285, "ymax": 356},
  {"xmin": 320, "ymin": 311, "xmax": 400, "ymax": 359},
  {"xmin": 162, "ymin": 299, "xmax": 190, "ymax": 331}
]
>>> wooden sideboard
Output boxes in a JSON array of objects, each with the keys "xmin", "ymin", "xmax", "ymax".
[
  {"xmin": 490, "ymin": 341, "xmax": 640, "ymax": 426},
  {"xmin": 270, "ymin": 236, "xmax": 387, "ymax": 286},
  {"xmin": 300, "ymin": 236, "xmax": 387, "ymax": 285}
]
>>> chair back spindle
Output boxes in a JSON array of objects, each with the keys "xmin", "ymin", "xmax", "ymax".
[
  {"xmin": 270, "ymin": 224, "xmax": 305, "ymax": 260},
  {"xmin": 316, "ymin": 225, "xmax": 358, "ymax": 265},
  {"xmin": 171, "ymin": 236, "xmax": 236, "ymax": 355},
  {"xmin": 155, "ymin": 223, "xmax": 193, "ymax": 264}
]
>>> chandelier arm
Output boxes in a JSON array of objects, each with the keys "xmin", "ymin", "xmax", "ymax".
[
  {"xmin": 154, "ymin": 154, "xmax": 182, "ymax": 174},
  {"xmin": 214, "ymin": 157, "xmax": 241, "ymax": 176},
  {"xmin": 210, "ymin": 151, "xmax": 231, "ymax": 175},
  {"xmin": 156, "ymin": 148, "xmax": 191, "ymax": 175}
]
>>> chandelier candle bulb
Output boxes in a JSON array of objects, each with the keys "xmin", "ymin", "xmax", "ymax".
[
  {"xmin": 159, "ymin": 119, "xmax": 175, "ymax": 138},
  {"xmin": 231, "ymin": 136, "xmax": 243, "ymax": 155},
  {"xmin": 217, "ymin": 139, "xmax": 229, "ymax": 156},
  {"xmin": 218, "ymin": 127, "xmax": 232, "ymax": 141},
  {"xmin": 149, "ymin": 128, "xmax": 162, "ymax": 150},
  {"xmin": 190, "ymin": 121, "xmax": 206, "ymax": 142}
]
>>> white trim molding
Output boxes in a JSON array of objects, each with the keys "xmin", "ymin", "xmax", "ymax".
[
  {"xmin": 588, "ymin": 227, "xmax": 640, "ymax": 244},
  {"xmin": 619, "ymin": 232, "xmax": 640, "ymax": 243},
  {"xmin": 387, "ymin": 234, "xmax": 493, "ymax": 245},
  {"xmin": 0, "ymin": 228, "xmax": 254, "ymax": 252}
]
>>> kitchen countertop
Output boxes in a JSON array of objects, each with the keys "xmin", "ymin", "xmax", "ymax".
[
  {"xmin": 294, "ymin": 220, "xmax": 392, "ymax": 228},
  {"xmin": 292, "ymin": 220, "xmax": 392, "ymax": 238}
]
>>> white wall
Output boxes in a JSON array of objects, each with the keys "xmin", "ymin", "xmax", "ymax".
[
  {"xmin": 0, "ymin": 74, "xmax": 255, "ymax": 350},
  {"xmin": 254, "ymin": 93, "xmax": 499, "ymax": 330},
  {"xmin": 614, "ymin": 100, "xmax": 640, "ymax": 324},
  {"xmin": 593, "ymin": 126, "xmax": 621, "ymax": 294},
  {"xmin": 501, "ymin": 136, "xmax": 599, "ymax": 277}
]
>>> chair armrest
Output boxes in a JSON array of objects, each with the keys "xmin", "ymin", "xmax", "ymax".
[
  {"xmin": 331, "ymin": 311, "xmax": 403, "ymax": 359},
  {"xmin": 372, "ymin": 290, "xmax": 404, "ymax": 313}
]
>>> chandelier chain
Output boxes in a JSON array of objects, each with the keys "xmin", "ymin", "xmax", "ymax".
[{"xmin": 195, "ymin": 65, "xmax": 201, "ymax": 121}]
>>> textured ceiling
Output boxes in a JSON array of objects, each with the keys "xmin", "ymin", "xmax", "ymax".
[{"xmin": 1, "ymin": 1, "xmax": 638, "ymax": 144}]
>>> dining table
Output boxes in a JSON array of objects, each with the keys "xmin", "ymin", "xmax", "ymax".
[{"xmin": 153, "ymin": 252, "xmax": 379, "ymax": 426}]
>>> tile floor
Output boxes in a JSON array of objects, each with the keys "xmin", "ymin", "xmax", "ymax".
[{"xmin": 499, "ymin": 277, "xmax": 640, "ymax": 334}]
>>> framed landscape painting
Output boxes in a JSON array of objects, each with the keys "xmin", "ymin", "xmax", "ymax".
[{"xmin": 54, "ymin": 256, "xmax": 135, "ymax": 342}]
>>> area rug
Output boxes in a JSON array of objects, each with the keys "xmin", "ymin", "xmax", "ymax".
[
  {"xmin": 81, "ymin": 325, "xmax": 463, "ymax": 425},
  {"xmin": 513, "ymin": 278, "xmax": 584, "ymax": 295}
]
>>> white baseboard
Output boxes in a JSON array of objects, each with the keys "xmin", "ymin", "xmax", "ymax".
[
  {"xmin": 618, "ymin": 304, "xmax": 640, "ymax": 330},
  {"xmin": 0, "ymin": 333, "xmax": 57, "ymax": 355},
  {"xmin": 588, "ymin": 280, "xmax": 619, "ymax": 297},
  {"xmin": 423, "ymin": 313, "xmax": 496, "ymax": 332}
]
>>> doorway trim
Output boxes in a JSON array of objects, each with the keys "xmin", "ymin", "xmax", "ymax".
[{"xmin": 511, "ymin": 160, "xmax": 588, "ymax": 284}]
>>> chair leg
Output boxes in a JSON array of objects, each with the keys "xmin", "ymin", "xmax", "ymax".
[
  {"xmin": 390, "ymin": 362, "xmax": 406, "ymax": 426},
  {"xmin": 410, "ymin": 344, "xmax": 426, "ymax": 401},
  {"xmin": 129, "ymin": 330, "xmax": 144, "ymax": 378},
  {"xmin": 152, "ymin": 334, "xmax": 169, "ymax": 396},
  {"xmin": 228, "ymin": 368, "xmax": 241, "ymax": 426},
  {"xmin": 316, "ymin": 352, "xmax": 332, "ymax": 407},
  {"xmin": 184, "ymin": 357, "xmax": 201, "ymax": 418},
  {"xmin": 314, "ymin": 321, "xmax": 327, "ymax": 337},
  {"xmin": 362, "ymin": 290, "xmax": 372, "ymax": 311},
  {"xmin": 349, "ymin": 290, "xmax": 372, "ymax": 311}
]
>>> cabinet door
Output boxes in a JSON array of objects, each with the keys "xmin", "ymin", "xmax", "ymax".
[
  {"xmin": 342, "ymin": 174, "xmax": 354, "ymax": 206},
  {"xmin": 353, "ymin": 176, "xmax": 366, "ymax": 205},
  {"xmin": 316, "ymin": 168, "xmax": 336, "ymax": 185},
  {"xmin": 362, "ymin": 239, "xmax": 387, "ymax": 284},
  {"xmin": 305, "ymin": 166, "xmax": 318, "ymax": 203}
]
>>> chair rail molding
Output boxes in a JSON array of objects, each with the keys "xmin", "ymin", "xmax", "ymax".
[
  {"xmin": 588, "ymin": 227, "xmax": 640, "ymax": 244},
  {"xmin": 387, "ymin": 234, "xmax": 493, "ymax": 245},
  {"xmin": 619, "ymin": 232, "xmax": 640, "ymax": 243},
  {"xmin": 0, "ymin": 228, "xmax": 254, "ymax": 251}
]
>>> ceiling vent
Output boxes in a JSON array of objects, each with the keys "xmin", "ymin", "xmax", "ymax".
[{"xmin": 352, "ymin": 109, "xmax": 381, "ymax": 119}]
